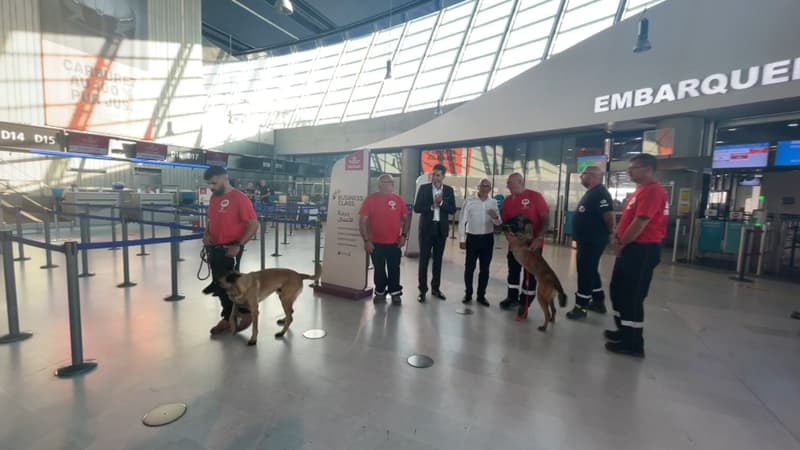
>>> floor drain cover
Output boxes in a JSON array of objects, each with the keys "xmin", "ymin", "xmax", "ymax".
[
  {"xmin": 142, "ymin": 403, "xmax": 187, "ymax": 427},
  {"xmin": 455, "ymin": 308, "xmax": 474, "ymax": 315},
  {"xmin": 407, "ymin": 354, "xmax": 434, "ymax": 368},
  {"xmin": 303, "ymin": 329, "xmax": 327, "ymax": 339}
]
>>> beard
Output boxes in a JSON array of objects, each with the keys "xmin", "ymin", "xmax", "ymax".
[{"xmin": 211, "ymin": 187, "xmax": 225, "ymax": 196}]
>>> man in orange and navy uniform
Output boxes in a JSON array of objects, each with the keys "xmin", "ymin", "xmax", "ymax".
[
  {"xmin": 203, "ymin": 166, "xmax": 258, "ymax": 335},
  {"xmin": 500, "ymin": 172, "xmax": 549, "ymax": 319},
  {"xmin": 605, "ymin": 154, "xmax": 667, "ymax": 358}
]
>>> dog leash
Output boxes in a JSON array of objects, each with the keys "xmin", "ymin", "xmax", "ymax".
[{"xmin": 197, "ymin": 246, "xmax": 211, "ymax": 280}]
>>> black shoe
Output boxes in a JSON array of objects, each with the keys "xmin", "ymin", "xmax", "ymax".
[
  {"xmin": 565, "ymin": 306, "xmax": 587, "ymax": 320},
  {"xmin": 586, "ymin": 302, "xmax": 607, "ymax": 314},
  {"xmin": 432, "ymin": 290, "xmax": 446, "ymax": 300},
  {"xmin": 462, "ymin": 295, "xmax": 472, "ymax": 304},
  {"xmin": 499, "ymin": 298, "xmax": 520, "ymax": 310},
  {"xmin": 391, "ymin": 295, "xmax": 402, "ymax": 305},
  {"xmin": 605, "ymin": 341, "xmax": 645, "ymax": 358},
  {"xmin": 603, "ymin": 329, "xmax": 623, "ymax": 342},
  {"xmin": 476, "ymin": 297, "xmax": 490, "ymax": 307},
  {"xmin": 373, "ymin": 293, "xmax": 386, "ymax": 304},
  {"xmin": 202, "ymin": 282, "xmax": 216, "ymax": 295},
  {"xmin": 417, "ymin": 293, "xmax": 427, "ymax": 303}
]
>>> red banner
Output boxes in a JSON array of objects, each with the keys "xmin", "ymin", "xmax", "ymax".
[{"xmin": 422, "ymin": 148, "xmax": 463, "ymax": 175}]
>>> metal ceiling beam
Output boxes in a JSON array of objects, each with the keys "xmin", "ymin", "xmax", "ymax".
[{"xmin": 231, "ymin": 0, "xmax": 301, "ymax": 40}]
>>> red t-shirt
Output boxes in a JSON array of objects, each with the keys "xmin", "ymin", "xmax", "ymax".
[
  {"xmin": 359, "ymin": 193, "xmax": 408, "ymax": 245},
  {"xmin": 502, "ymin": 189, "xmax": 549, "ymax": 247},
  {"xmin": 617, "ymin": 182, "xmax": 667, "ymax": 244},
  {"xmin": 207, "ymin": 189, "xmax": 257, "ymax": 245}
]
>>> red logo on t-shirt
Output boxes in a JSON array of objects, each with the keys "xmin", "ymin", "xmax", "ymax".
[
  {"xmin": 388, "ymin": 200, "xmax": 396, "ymax": 209},
  {"xmin": 521, "ymin": 198, "xmax": 530, "ymax": 207}
]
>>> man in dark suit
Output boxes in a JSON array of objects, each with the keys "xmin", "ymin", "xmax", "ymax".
[{"xmin": 414, "ymin": 164, "xmax": 457, "ymax": 303}]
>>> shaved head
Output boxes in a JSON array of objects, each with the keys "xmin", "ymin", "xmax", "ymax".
[
  {"xmin": 506, "ymin": 172, "xmax": 525, "ymax": 195},
  {"xmin": 580, "ymin": 165, "xmax": 604, "ymax": 189}
]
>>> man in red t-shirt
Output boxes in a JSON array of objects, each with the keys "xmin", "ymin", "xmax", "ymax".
[
  {"xmin": 202, "ymin": 166, "xmax": 258, "ymax": 334},
  {"xmin": 605, "ymin": 154, "xmax": 667, "ymax": 358},
  {"xmin": 359, "ymin": 174, "xmax": 411, "ymax": 305},
  {"xmin": 500, "ymin": 172, "xmax": 550, "ymax": 316}
]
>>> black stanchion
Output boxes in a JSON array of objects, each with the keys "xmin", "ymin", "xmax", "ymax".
[
  {"xmin": 13, "ymin": 208, "xmax": 30, "ymax": 262},
  {"xmin": 55, "ymin": 241, "xmax": 97, "ymax": 377},
  {"xmin": 260, "ymin": 217, "xmax": 266, "ymax": 270},
  {"xmin": 117, "ymin": 218, "xmax": 136, "ymax": 288},
  {"xmin": 78, "ymin": 214, "xmax": 94, "ymax": 277},
  {"xmin": 40, "ymin": 214, "xmax": 58, "ymax": 269},
  {"xmin": 271, "ymin": 219, "xmax": 281, "ymax": 257},
  {"xmin": 164, "ymin": 225, "xmax": 185, "ymax": 302},
  {"xmin": 150, "ymin": 209, "xmax": 156, "ymax": 239},
  {"xmin": 282, "ymin": 220, "xmax": 289, "ymax": 245},
  {"xmin": 109, "ymin": 206, "xmax": 119, "ymax": 251},
  {"xmin": 173, "ymin": 209, "xmax": 185, "ymax": 262},
  {"xmin": 136, "ymin": 209, "xmax": 149, "ymax": 256},
  {"xmin": 0, "ymin": 230, "xmax": 33, "ymax": 344}
]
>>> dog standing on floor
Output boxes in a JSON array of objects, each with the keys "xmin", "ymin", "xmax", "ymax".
[
  {"xmin": 502, "ymin": 215, "xmax": 567, "ymax": 332},
  {"xmin": 218, "ymin": 263, "xmax": 321, "ymax": 345}
]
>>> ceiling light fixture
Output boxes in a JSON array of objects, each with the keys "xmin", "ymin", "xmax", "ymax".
[
  {"xmin": 788, "ymin": 122, "xmax": 799, "ymax": 127},
  {"xmin": 633, "ymin": 12, "xmax": 652, "ymax": 53},
  {"xmin": 275, "ymin": 0, "xmax": 293, "ymax": 15},
  {"xmin": 385, "ymin": 59, "xmax": 392, "ymax": 80},
  {"xmin": 727, "ymin": 128, "xmax": 737, "ymax": 131}
]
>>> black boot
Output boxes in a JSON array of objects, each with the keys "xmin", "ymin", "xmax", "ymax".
[
  {"xmin": 605, "ymin": 327, "xmax": 644, "ymax": 358},
  {"xmin": 499, "ymin": 289, "xmax": 519, "ymax": 310},
  {"xmin": 587, "ymin": 290, "xmax": 607, "ymax": 314},
  {"xmin": 567, "ymin": 293, "xmax": 589, "ymax": 320}
]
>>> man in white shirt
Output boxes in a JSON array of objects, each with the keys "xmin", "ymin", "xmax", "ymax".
[{"xmin": 459, "ymin": 178, "xmax": 502, "ymax": 306}]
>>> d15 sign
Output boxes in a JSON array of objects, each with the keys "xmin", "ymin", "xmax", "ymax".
[{"xmin": 0, "ymin": 121, "xmax": 63, "ymax": 151}]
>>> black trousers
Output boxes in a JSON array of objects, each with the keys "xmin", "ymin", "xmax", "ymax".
[
  {"xmin": 207, "ymin": 245, "xmax": 248, "ymax": 320},
  {"xmin": 418, "ymin": 226, "xmax": 446, "ymax": 292},
  {"xmin": 371, "ymin": 243, "xmax": 402, "ymax": 296},
  {"xmin": 575, "ymin": 240, "xmax": 608, "ymax": 308},
  {"xmin": 506, "ymin": 249, "xmax": 537, "ymax": 301},
  {"xmin": 609, "ymin": 243, "xmax": 661, "ymax": 344},
  {"xmin": 464, "ymin": 233, "xmax": 494, "ymax": 298}
]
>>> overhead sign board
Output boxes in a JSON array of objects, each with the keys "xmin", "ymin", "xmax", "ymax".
[{"xmin": 0, "ymin": 121, "xmax": 63, "ymax": 151}]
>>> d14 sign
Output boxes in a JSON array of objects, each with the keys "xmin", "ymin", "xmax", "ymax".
[{"xmin": 0, "ymin": 122, "xmax": 63, "ymax": 151}]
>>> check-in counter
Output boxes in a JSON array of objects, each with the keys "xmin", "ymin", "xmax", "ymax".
[
  {"xmin": 62, "ymin": 191, "xmax": 120, "ymax": 218},
  {"xmin": 119, "ymin": 192, "xmax": 176, "ymax": 221}
]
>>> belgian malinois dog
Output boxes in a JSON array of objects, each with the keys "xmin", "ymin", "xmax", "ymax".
[
  {"xmin": 218, "ymin": 264, "xmax": 321, "ymax": 345},
  {"xmin": 502, "ymin": 215, "xmax": 567, "ymax": 332}
]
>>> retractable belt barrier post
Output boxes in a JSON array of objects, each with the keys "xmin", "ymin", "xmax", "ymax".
[
  {"xmin": 173, "ymin": 209, "xmax": 184, "ymax": 262},
  {"xmin": 0, "ymin": 230, "xmax": 33, "ymax": 344},
  {"xmin": 109, "ymin": 206, "xmax": 119, "ymax": 251},
  {"xmin": 117, "ymin": 217, "xmax": 136, "ymax": 288},
  {"xmin": 137, "ymin": 207, "xmax": 149, "ymax": 256},
  {"xmin": 164, "ymin": 225, "xmax": 185, "ymax": 302},
  {"xmin": 55, "ymin": 241, "xmax": 97, "ymax": 378},
  {"xmin": 272, "ymin": 217, "xmax": 281, "ymax": 257},
  {"xmin": 13, "ymin": 208, "xmax": 30, "ymax": 262},
  {"xmin": 282, "ymin": 219, "xmax": 289, "ymax": 245},
  {"xmin": 78, "ymin": 214, "xmax": 94, "ymax": 277},
  {"xmin": 150, "ymin": 209, "xmax": 156, "ymax": 239},
  {"xmin": 260, "ymin": 216, "xmax": 266, "ymax": 270},
  {"xmin": 40, "ymin": 212, "xmax": 58, "ymax": 269}
]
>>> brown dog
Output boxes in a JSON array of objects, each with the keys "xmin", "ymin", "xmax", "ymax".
[
  {"xmin": 218, "ymin": 263, "xmax": 321, "ymax": 345},
  {"xmin": 502, "ymin": 215, "xmax": 567, "ymax": 332}
]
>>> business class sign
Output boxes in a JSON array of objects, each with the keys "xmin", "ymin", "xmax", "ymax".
[{"xmin": 594, "ymin": 57, "xmax": 800, "ymax": 113}]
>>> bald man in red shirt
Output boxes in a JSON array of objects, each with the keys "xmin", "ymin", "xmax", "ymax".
[{"xmin": 605, "ymin": 154, "xmax": 667, "ymax": 358}]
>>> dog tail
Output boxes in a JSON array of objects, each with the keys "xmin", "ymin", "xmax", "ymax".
[
  {"xmin": 300, "ymin": 263, "xmax": 322, "ymax": 281},
  {"xmin": 555, "ymin": 277, "xmax": 567, "ymax": 308}
]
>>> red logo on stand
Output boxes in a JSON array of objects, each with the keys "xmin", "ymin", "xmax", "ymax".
[{"xmin": 345, "ymin": 150, "xmax": 364, "ymax": 171}]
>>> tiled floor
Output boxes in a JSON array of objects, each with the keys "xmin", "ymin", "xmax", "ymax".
[{"xmin": 1, "ymin": 225, "xmax": 799, "ymax": 450}]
